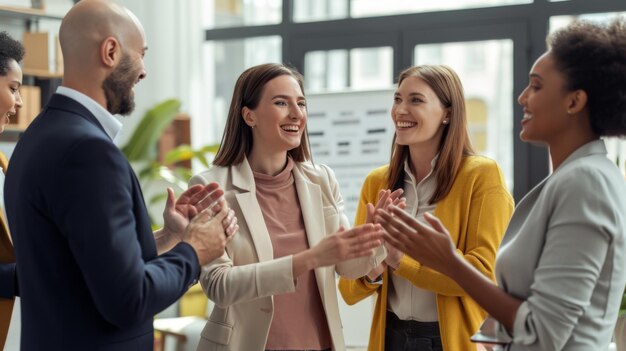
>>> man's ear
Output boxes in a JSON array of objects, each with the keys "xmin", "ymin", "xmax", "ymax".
[
  {"xmin": 100, "ymin": 37, "xmax": 121, "ymax": 68},
  {"xmin": 242, "ymin": 106, "xmax": 255, "ymax": 127}
]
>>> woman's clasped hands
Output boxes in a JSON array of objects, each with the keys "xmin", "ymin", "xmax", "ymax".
[{"xmin": 376, "ymin": 205, "xmax": 458, "ymax": 277}]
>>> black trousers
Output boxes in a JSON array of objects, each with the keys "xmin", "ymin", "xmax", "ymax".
[{"xmin": 385, "ymin": 311, "xmax": 443, "ymax": 351}]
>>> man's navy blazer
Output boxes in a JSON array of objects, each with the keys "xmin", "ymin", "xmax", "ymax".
[{"xmin": 4, "ymin": 94, "xmax": 200, "ymax": 350}]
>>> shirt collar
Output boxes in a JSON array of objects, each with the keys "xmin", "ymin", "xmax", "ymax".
[
  {"xmin": 403, "ymin": 154, "xmax": 439, "ymax": 185},
  {"xmin": 557, "ymin": 139, "xmax": 607, "ymax": 170},
  {"xmin": 56, "ymin": 86, "xmax": 122, "ymax": 141}
]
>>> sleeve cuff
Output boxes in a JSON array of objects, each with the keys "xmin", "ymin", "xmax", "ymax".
[
  {"xmin": 364, "ymin": 274, "xmax": 383, "ymax": 285},
  {"xmin": 512, "ymin": 300, "xmax": 537, "ymax": 345},
  {"xmin": 172, "ymin": 241, "xmax": 201, "ymax": 288},
  {"xmin": 256, "ymin": 255, "xmax": 296, "ymax": 296},
  {"xmin": 394, "ymin": 255, "xmax": 421, "ymax": 278},
  {"xmin": 372, "ymin": 244, "xmax": 387, "ymax": 267}
]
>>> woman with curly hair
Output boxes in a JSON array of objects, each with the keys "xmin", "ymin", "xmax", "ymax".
[
  {"xmin": 0, "ymin": 30, "xmax": 24, "ymax": 350},
  {"xmin": 378, "ymin": 18, "xmax": 626, "ymax": 351}
]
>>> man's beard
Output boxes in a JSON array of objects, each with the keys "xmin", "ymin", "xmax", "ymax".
[{"xmin": 102, "ymin": 55, "xmax": 136, "ymax": 116}]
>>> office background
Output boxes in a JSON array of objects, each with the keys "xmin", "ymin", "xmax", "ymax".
[{"xmin": 1, "ymin": 0, "xmax": 626, "ymax": 349}]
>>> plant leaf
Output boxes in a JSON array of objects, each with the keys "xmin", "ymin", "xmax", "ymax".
[
  {"xmin": 157, "ymin": 166, "xmax": 188, "ymax": 190},
  {"xmin": 121, "ymin": 99, "xmax": 181, "ymax": 162},
  {"xmin": 164, "ymin": 145, "xmax": 194, "ymax": 165},
  {"xmin": 137, "ymin": 162, "xmax": 163, "ymax": 182},
  {"xmin": 149, "ymin": 193, "xmax": 168, "ymax": 204}
]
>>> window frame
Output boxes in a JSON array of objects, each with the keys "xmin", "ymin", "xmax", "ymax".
[{"xmin": 205, "ymin": 0, "xmax": 626, "ymax": 200}]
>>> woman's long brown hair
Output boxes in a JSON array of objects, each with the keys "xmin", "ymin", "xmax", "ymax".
[
  {"xmin": 387, "ymin": 65, "xmax": 474, "ymax": 204},
  {"xmin": 212, "ymin": 63, "xmax": 311, "ymax": 166}
]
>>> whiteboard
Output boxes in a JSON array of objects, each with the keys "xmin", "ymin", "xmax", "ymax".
[
  {"xmin": 306, "ymin": 89, "xmax": 395, "ymax": 348},
  {"xmin": 306, "ymin": 89, "xmax": 395, "ymax": 224}
]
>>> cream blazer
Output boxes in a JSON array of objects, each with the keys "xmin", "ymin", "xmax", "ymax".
[{"xmin": 190, "ymin": 157, "xmax": 384, "ymax": 351}]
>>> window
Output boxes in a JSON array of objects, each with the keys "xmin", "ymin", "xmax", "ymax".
[
  {"xmin": 294, "ymin": 0, "xmax": 533, "ymax": 22},
  {"xmin": 550, "ymin": 12, "xmax": 626, "ymax": 33},
  {"xmin": 415, "ymin": 39, "xmax": 515, "ymax": 189},
  {"xmin": 293, "ymin": 0, "xmax": 348, "ymax": 23},
  {"xmin": 202, "ymin": 36, "xmax": 282, "ymax": 143},
  {"xmin": 305, "ymin": 50, "xmax": 349, "ymax": 92},
  {"xmin": 202, "ymin": 0, "xmax": 282, "ymax": 29},
  {"xmin": 352, "ymin": 0, "xmax": 532, "ymax": 18},
  {"xmin": 304, "ymin": 47, "xmax": 393, "ymax": 93},
  {"xmin": 203, "ymin": 0, "xmax": 626, "ymax": 201}
]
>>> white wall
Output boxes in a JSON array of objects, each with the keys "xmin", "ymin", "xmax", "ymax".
[{"xmin": 113, "ymin": 0, "xmax": 210, "ymax": 157}]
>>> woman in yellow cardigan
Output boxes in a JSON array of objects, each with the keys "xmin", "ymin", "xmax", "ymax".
[{"xmin": 338, "ymin": 65, "xmax": 514, "ymax": 351}]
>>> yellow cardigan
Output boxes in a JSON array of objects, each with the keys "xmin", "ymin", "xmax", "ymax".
[{"xmin": 338, "ymin": 156, "xmax": 514, "ymax": 351}]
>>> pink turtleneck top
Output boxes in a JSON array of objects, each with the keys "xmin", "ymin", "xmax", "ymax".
[{"xmin": 253, "ymin": 158, "xmax": 331, "ymax": 350}]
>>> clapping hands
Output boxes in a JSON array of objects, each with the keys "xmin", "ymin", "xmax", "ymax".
[
  {"xmin": 163, "ymin": 182, "xmax": 238, "ymax": 239},
  {"xmin": 161, "ymin": 182, "xmax": 239, "ymax": 265},
  {"xmin": 376, "ymin": 206, "xmax": 456, "ymax": 276},
  {"xmin": 365, "ymin": 189, "xmax": 405, "ymax": 280}
]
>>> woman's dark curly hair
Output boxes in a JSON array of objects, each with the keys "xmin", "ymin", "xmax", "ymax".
[
  {"xmin": 549, "ymin": 17, "xmax": 626, "ymax": 137},
  {"xmin": 0, "ymin": 31, "xmax": 24, "ymax": 76}
]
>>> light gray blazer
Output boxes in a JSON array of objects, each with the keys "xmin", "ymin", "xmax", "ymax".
[
  {"xmin": 190, "ymin": 157, "xmax": 384, "ymax": 351},
  {"xmin": 495, "ymin": 140, "xmax": 626, "ymax": 350}
]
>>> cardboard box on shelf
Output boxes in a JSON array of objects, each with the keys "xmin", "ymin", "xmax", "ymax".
[
  {"xmin": 55, "ymin": 35, "xmax": 62, "ymax": 73},
  {"xmin": 0, "ymin": 1, "xmax": 33, "ymax": 9},
  {"xmin": 30, "ymin": 0, "xmax": 45, "ymax": 9},
  {"xmin": 22, "ymin": 32, "xmax": 63, "ymax": 74}
]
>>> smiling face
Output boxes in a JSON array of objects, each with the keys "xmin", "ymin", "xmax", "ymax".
[
  {"xmin": 518, "ymin": 52, "xmax": 574, "ymax": 145},
  {"xmin": 0, "ymin": 59, "xmax": 23, "ymax": 133},
  {"xmin": 102, "ymin": 51, "xmax": 145, "ymax": 115},
  {"xmin": 392, "ymin": 76, "xmax": 449, "ymax": 150},
  {"xmin": 102, "ymin": 22, "xmax": 147, "ymax": 116},
  {"xmin": 244, "ymin": 75, "xmax": 307, "ymax": 156}
]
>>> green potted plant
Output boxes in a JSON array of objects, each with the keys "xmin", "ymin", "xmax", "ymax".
[{"xmin": 121, "ymin": 98, "xmax": 219, "ymax": 227}]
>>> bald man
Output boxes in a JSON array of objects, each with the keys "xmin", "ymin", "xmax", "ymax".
[{"xmin": 4, "ymin": 1, "xmax": 237, "ymax": 349}]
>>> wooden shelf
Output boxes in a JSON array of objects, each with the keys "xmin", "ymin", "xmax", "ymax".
[
  {"xmin": 0, "ymin": 5, "xmax": 63, "ymax": 21},
  {"xmin": 0, "ymin": 4, "xmax": 64, "ymax": 137},
  {"xmin": 0, "ymin": 128, "xmax": 24, "ymax": 142},
  {"xmin": 4, "ymin": 126, "xmax": 26, "ymax": 132},
  {"xmin": 23, "ymin": 68, "xmax": 62, "ymax": 79}
]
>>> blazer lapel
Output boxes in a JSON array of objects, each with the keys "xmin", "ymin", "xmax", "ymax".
[
  {"xmin": 231, "ymin": 158, "xmax": 274, "ymax": 262},
  {"xmin": 292, "ymin": 164, "xmax": 327, "ymax": 296},
  {"xmin": 501, "ymin": 176, "xmax": 548, "ymax": 246},
  {"xmin": 502, "ymin": 141, "xmax": 606, "ymax": 246}
]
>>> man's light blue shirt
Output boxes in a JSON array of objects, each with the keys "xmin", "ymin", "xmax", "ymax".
[{"xmin": 56, "ymin": 86, "xmax": 122, "ymax": 142}]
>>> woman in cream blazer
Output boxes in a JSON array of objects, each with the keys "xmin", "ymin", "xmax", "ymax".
[{"xmin": 191, "ymin": 63, "xmax": 385, "ymax": 351}]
